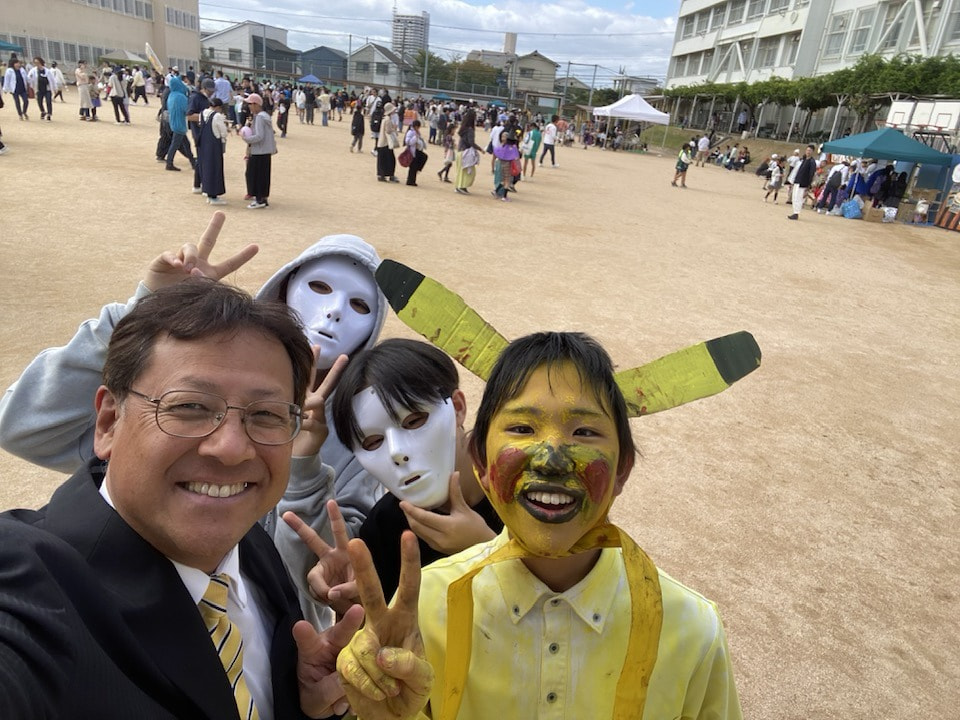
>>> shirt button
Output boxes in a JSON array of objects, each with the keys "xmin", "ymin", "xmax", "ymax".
[
  {"xmin": 549, "ymin": 598, "xmax": 560, "ymax": 607},
  {"xmin": 513, "ymin": 605, "xmax": 520, "ymax": 615},
  {"xmin": 546, "ymin": 692, "xmax": 557, "ymax": 703},
  {"xmin": 592, "ymin": 613, "xmax": 601, "ymax": 622},
  {"xmin": 548, "ymin": 642, "xmax": 559, "ymax": 654}
]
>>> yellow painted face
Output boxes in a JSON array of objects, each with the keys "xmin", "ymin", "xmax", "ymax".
[{"xmin": 478, "ymin": 362, "xmax": 626, "ymax": 557}]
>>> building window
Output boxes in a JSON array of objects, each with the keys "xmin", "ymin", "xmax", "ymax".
[
  {"xmin": 144, "ymin": 1, "xmax": 152, "ymax": 20},
  {"xmin": 520, "ymin": 67, "xmax": 534, "ymax": 78},
  {"xmin": 823, "ymin": 13, "xmax": 849, "ymax": 57},
  {"xmin": 228, "ymin": 48, "xmax": 242, "ymax": 62},
  {"xmin": 785, "ymin": 33, "xmax": 801, "ymax": 65},
  {"xmin": 728, "ymin": 0, "xmax": 746, "ymax": 26},
  {"xmin": 757, "ymin": 36, "xmax": 780, "ymax": 68},
  {"xmin": 48, "ymin": 41, "xmax": 62, "ymax": 62},
  {"xmin": 64, "ymin": 43, "xmax": 78, "ymax": 62},
  {"xmin": 30, "ymin": 38, "xmax": 46, "ymax": 59},
  {"xmin": 376, "ymin": 62, "xmax": 389, "ymax": 74},
  {"xmin": 711, "ymin": 4, "xmax": 726, "ymax": 30},
  {"xmin": 699, "ymin": 49, "xmax": 714, "ymax": 74},
  {"xmin": 849, "ymin": 8, "xmax": 876, "ymax": 54},
  {"xmin": 880, "ymin": 4, "xmax": 905, "ymax": 50},
  {"xmin": 696, "ymin": 11, "xmax": 709, "ymax": 34},
  {"xmin": 769, "ymin": 0, "xmax": 789, "ymax": 11},
  {"xmin": 747, "ymin": 0, "xmax": 765, "ymax": 20},
  {"xmin": 675, "ymin": 55, "xmax": 687, "ymax": 77},
  {"xmin": 356, "ymin": 61, "xmax": 370, "ymax": 73},
  {"xmin": 739, "ymin": 41, "xmax": 753, "ymax": 71},
  {"xmin": 681, "ymin": 14, "xmax": 695, "ymax": 38}
]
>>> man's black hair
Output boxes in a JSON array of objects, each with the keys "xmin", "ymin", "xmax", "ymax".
[{"xmin": 332, "ymin": 338, "xmax": 459, "ymax": 449}]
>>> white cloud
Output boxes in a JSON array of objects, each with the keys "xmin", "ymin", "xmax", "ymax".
[{"xmin": 200, "ymin": 0, "xmax": 677, "ymax": 84}]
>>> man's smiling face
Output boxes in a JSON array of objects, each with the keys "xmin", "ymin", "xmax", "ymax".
[{"xmin": 478, "ymin": 362, "xmax": 628, "ymax": 557}]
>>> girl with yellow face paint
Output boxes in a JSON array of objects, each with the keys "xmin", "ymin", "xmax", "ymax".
[{"xmin": 338, "ymin": 331, "xmax": 743, "ymax": 720}]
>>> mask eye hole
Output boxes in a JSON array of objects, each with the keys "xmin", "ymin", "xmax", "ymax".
[
  {"xmin": 361, "ymin": 434, "xmax": 384, "ymax": 451},
  {"xmin": 401, "ymin": 412, "xmax": 428, "ymax": 430},
  {"xmin": 350, "ymin": 298, "xmax": 371, "ymax": 314},
  {"xmin": 308, "ymin": 281, "xmax": 332, "ymax": 295}
]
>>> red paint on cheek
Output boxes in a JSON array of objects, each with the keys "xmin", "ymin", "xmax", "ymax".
[
  {"xmin": 583, "ymin": 458, "xmax": 612, "ymax": 504},
  {"xmin": 489, "ymin": 447, "xmax": 528, "ymax": 503}
]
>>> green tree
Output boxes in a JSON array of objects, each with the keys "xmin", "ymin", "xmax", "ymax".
[
  {"xmin": 451, "ymin": 59, "xmax": 498, "ymax": 87},
  {"xmin": 412, "ymin": 50, "xmax": 452, "ymax": 84}
]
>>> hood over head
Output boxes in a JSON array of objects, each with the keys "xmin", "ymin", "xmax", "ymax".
[
  {"xmin": 169, "ymin": 75, "xmax": 188, "ymax": 96},
  {"xmin": 256, "ymin": 234, "xmax": 387, "ymax": 360}
]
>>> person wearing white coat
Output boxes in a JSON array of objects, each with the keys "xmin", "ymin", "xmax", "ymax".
[
  {"xmin": 27, "ymin": 56, "xmax": 59, "ymax": 121},
  {"xmin": 3, "ymin": 57, "xmax": 31, "ymax": 120}
]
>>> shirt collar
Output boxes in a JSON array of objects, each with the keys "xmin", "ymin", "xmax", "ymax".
[
  {"xmin": 98, "ymin": 480, "xmax": 248, "ymax": 608},
  {"xmin": 489, "ymin": 529, "xmax": 623, "ymax": 634}
]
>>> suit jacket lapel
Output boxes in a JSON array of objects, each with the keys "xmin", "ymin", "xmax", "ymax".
[{"xmin": 43, "ymin": 465, "xmax": 242, "ymax": 720}]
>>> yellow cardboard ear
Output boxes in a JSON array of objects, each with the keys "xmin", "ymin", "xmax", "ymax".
[{"xmin": 375, "ymin": 259, "xmax": 761, "ymax": 417}]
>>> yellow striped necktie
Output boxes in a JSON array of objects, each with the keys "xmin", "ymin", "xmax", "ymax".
[{"xmin": 197, "ymin": 574, "xmax": 260, "ymax": 720}]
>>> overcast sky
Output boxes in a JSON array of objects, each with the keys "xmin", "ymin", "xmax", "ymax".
[{"xmin": 199, "ymin": 0, "xmax": 681, "ymax": 86}]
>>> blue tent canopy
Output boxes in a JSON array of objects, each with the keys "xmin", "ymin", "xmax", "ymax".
[
  {"xmin": 0, "ymin": 39, "xmax": 24, "ymax": 54},
  {"xmin": 821, "ymin": 127, "xmax": 952, "ymax": 166},
  {"xmin": 298, "ymin": 74, "xmax": 321, "ymax": 84}
]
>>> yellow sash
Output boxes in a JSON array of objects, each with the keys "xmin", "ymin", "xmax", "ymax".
[{"xmin": 438, "ymin": 523, "xmax": 663, "ymax": 720}]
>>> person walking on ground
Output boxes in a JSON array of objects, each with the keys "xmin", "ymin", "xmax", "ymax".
[
  {"xmin": 764, "ymin": 156, "xmax": 782, "ymax": 203},
  {"xmin": 164, "ymin": 75, "xmax": 189, "ymax": 171},
  {"xmin": 403, "ymin": 119, "xmax": 428, "ymax": 186},
  {"xmin": 50, "ymin": 62, "xmax": 66, "ymax": 102},
  {"xmin": 318, "ymin": 87, "xmax": 331, "ymax": 126},
  {"xmin": 788, "ymin": 144, "xmax": 818, "ymax": 221},
  {"xmin": 672, "ymin": 141, "xmax": 694, "ymax": 188},
  {"xmin": 521, "ymin": 122, "xmax": 541, "ymax": 180},
  {"xmin": 539, "ymin": 114, "xmax": 558, "ymax": 167},
  {"xmin": 107, "ymin": 67, "xmax": 130, "ymax": 124},
  {"xmin": 3, "ymin": 56, "xmax": 31, "ymax": 120},
  {"xmin": 242, "ymin": 93, "xmax": 277, "ymax": 209},
  {"xmin": 131, "ymin": 66, "xmax": 148, "ymax": 104},
  {"xmin": 816, "ymin": 160, "xmax": 850, "ymax": 214},
  {"xmin": 76, "ymin": 60, "xmax": 92, "ymax": 120},
  {"xmin": 695, "ymin": 133, "xmax": 710, "ymax": 167},
  {"xmin": 375, "ymin": 101, "xmax": 399, "ymax": 183},
  {"xmin": 304, "ymin": 85, "xmax": 316, "ymax": 125},
  {"xmin": 350, "ymin": 106, "xmax": 364, "ymax": 153},
  {"xmin": 28, "ymin": 56, "xmax": 57, "ymax": 121},
  {"xmin": 454, "ymin": 108, "xmax": 484, "ymax": 194},
  {"xmin": 437, "ymin": 124, "xmax": 455, "ymax": 182}
]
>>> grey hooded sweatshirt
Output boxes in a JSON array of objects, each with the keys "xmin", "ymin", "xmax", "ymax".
[{"xmin": 0, "ymin": 234, "xmax": 387, "ymax": 627}]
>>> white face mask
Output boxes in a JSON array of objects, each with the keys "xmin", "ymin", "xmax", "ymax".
[
  {"xmin": 285, "ymin": 256, "xmax": 379, "ymax": 370},
  {"xmin": 351, "ymin": 388, "xmax": 456, "ymax": 509}
]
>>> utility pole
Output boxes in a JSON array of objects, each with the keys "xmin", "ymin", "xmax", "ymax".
[
  {"xmin": 347, "ymin": 34, "xmax": 352, "ymax": 87},
  {"xmin": 587, "ymin": 64, "xmax": 598, "ymax": 107},
  {"xmin": 561, "ymin": 60, "xmax": 570, "ymax": 115}
]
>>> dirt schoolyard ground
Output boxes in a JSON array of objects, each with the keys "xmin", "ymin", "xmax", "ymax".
[{"xmin": 0, "ymin": 87, "xmax": 958, "ymax": 717}]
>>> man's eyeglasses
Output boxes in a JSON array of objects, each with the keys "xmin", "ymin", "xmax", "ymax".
[{"xmin": 127, "ymin": 389, "xmax": 302, "ymax": 446}]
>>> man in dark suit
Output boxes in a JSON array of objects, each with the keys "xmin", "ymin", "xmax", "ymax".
[{"xmin": 0, "ymin": 279, "xmax": 363, "ymax": 719}]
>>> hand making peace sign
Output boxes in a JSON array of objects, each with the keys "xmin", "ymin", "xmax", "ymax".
[
  {"xmin": 283, "ymin": 500, "xmax": 359, "ymax": 617},
  {"xmin": 143, "ymin": 211, "xmax": 259, "ymax": 291},
  {"xmin": 336, "ymin": 532, "xmax": 434, "ymax": 720}
]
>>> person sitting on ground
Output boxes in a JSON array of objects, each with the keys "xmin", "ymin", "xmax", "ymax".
[{"xmin": 337, "ymin": 331, "xmax": 744, "ymax": 720}]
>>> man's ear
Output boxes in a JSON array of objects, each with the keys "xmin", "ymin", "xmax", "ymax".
[
  {"xmin": 451, "ymin": 389, "xmax": 467, "ymax": 427},
  {"xmin": 612, "ymin": 451, "xmax": 635, "ymax": 498},
  {"xmin": 93, "ymin": 386, "xmax": 120, "ymax": 461}
]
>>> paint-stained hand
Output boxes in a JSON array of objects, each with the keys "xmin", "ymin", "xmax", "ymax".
[
  {"xmin": 283, "ymin": 502, "xmax": 359, "ymax": 617},
  {"xmin": 294, "ymin": 603, "xmax": 365, "ymax": 718},
  {"xmin": 336, "ymin": 533, "xmax": 433, "ymax": 720},
  {"xmin": 143, "ymin": 211, "xmax": 259, "ymax": 291},
  {"xmin": 292, "ymin": 352, "xmax": 348, "ymax": 458},
  {"xmin": 400, "ymin": 472, "xmax": 496, "ymax": 554}
]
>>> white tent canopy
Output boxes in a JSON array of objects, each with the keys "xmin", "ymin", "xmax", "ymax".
[{"xmin": 593, "ymin": 94, "xmax": 669, "ymax": 125}]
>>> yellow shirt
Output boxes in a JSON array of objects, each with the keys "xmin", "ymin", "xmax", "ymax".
[{"xmin": 417, "ymin": 530, "xmax": 742, "ymax": 720}]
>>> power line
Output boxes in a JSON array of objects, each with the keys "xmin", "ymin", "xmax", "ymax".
[{"xmin": 199, "ymin": 2, "xmax": 675, "ymax": 38}]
